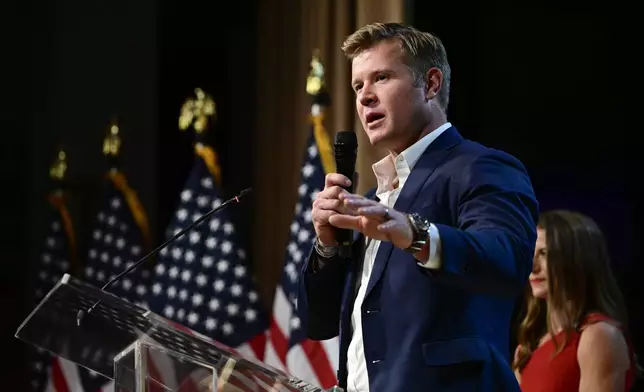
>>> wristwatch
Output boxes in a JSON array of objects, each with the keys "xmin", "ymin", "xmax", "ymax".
[{"xmin": 404, "ymin": 213, "xmax": 431, "ymax": 253}]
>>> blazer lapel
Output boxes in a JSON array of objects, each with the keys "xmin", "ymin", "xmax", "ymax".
[
  {"xmin": 363, "ymin": 127, "xmax": 464, "ymax": 299},
  {"xmin": 393, "ymin": 126, "xmax": 463, "ymax": 213}
]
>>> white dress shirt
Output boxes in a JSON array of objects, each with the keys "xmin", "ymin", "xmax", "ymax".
[{"xmin": 345, "ymin": 122, "xmax": 451, "ymax": 392}]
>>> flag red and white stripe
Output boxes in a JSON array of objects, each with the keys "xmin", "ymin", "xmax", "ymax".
[{"xmin": 264, "ymin": 105, "xmax": 340, "ymax": 389}]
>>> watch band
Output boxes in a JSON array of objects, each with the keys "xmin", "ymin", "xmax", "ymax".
[{"xmin": 404, "ymin": 213, "xmax": 431, "ymax": 253}]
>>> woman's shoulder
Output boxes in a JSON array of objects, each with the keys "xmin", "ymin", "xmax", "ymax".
[
  {"xmin": 577, "ymin": 320, "xmax": 631, "ymax": 380},
  {"xmin": 577, "ymin": 313, "xmax": 628, "ymax": 355},
  {"xmin": 580, "ymin": 312, "xmax": 621, "ymax": 328},
  {"xmin": 579, "ymin": 321, "xmax": 627, "ymax": 347}
]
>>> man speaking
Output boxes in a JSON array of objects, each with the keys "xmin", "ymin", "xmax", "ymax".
[{"xmin": 298, "ymin": 22, "xmax": 539, "ymax": 392}]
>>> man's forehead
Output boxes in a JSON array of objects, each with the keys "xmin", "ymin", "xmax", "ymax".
[
  {"xmin": 351, "ymin": 48, "xmax": 376, "ymax": 70},
  {"xmin": 351, "ymin": 42, "xmax": 404, "ymax": 78}
]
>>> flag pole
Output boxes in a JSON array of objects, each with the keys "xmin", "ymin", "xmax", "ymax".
[
  {"xmin": 101, "ymin": 119, "xmax": 152, "ymax": 253},
  {"xmin": 179, "ymin": 87, "xmax": 217, "ymax": 143},
  {"xmin": 307, "ymin": 49, "xmax": 335, "ymax": 175},
  {"xmin": 47, "ymin": 145, "xmax": 80, "ymax": 277},
  {"xmin": 306, "ymin": 49, "xmax": 331, "ymax": 108},
  {"xmin": 49, "ymin": 146, "xmax": 68, "ymax": 181},
  {"xmin": 29, "ymin": 147, "xmax": 78, "ymax": 392},
  {"xmin": 103, "ymin": 119, "xmax": 122, "ymax": 172},
  {"xmin": 49, "ymin": 145, "xmax": 68, "ymax": 190},
  {"xmin": 179, "ymin": 87, "xmax": 222, "ymax": 185},
  {"xmin": 263, "ymin": 50, "xmax": 339, "ymax": 388}
]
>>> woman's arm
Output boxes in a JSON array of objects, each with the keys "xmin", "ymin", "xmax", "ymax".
[{"xmin": 578, "ymin": 322, "xmax": 630, "ymax": 392}]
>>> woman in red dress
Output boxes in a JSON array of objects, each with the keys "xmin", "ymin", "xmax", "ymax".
[{"xmin": 513, "ymin": 210, "xmax": 639, "ymax": 391}]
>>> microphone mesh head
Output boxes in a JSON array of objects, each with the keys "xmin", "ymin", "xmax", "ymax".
[{"xmin": 334, "ymin": 131, "xmax": 358, "ymax": 148}]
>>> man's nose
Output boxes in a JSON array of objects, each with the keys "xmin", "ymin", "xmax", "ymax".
[{"xmin": 359, "ymin": 88, "xmax": 378, "ymax": 107}]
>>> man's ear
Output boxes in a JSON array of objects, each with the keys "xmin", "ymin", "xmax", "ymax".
[{"xmin": 424, "ymin": 67, "xmax": 443, "ymax": 100}]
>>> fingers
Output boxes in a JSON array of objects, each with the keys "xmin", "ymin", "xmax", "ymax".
[
  {"xmin": 376, "ymin": 219, "xmax": 398, "ymax": 232},
  {"xmin": 328, "ymin": 214, "xmax": 362, "ymax": 230},
  {"xmin": 317, "ymin": 185, "xmax": 349, "ymax": 201},
  {"xmin": 311, "ymin": 209, "xmax": 337, "ymax": 225},
  {"xmin": 356, "ymin": 205, "xmax": 389, "ymax": 221},
  {"xmin": 313, "ymin": 198, "xmax": 356, "ymax": 216},
  {"xmin": 325, "ymin": 173, "xmax": 352, "ymax": 189},
  {"xmin": 377, "ymin": 217, "xmax": 414, "ymax": 249},
  {"xmin": 341, "ymin": 194, "xmax": 378, "ymax": 207},
  {"xmin": 313, "ymin": 198, "xmax": 343, "ymax": 212},
  {"xmin": 341, "ymin": 195, "xmax": 391, "ymax": 224},
  {"xmin": 318, "ymin": 172, "xmax": 352, "ymax": 202}
]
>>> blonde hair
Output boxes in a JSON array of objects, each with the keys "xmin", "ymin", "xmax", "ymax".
[{"xmin": 342, "ymin": 22, "xmax": 451, "ymax": 109}]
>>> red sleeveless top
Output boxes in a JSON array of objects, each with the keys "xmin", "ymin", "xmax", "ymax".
[{"xmin": 520, "ymin": 313, "xmax": 636, "ymax": 392}]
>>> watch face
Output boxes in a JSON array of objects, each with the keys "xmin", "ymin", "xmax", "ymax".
[{"xmin": 410, "ymin": 214, "xmax": 429, "ymax": 233}]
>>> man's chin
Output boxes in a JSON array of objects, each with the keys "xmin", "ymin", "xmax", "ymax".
[{"xmin": 366, "ymin": 129, "xmax": 392, "ymax": 148}]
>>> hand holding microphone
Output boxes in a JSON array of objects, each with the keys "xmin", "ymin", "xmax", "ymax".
[
  {"xmin": 311, "ymin": 173, "xmax": 354, "ymax": 247},
  {"xmin": 311, "ymin": 131, "xmax": 358, "ymax": 258},
  {"xmin": 311, "ymin": 130, "xmax": 416, "ymax": 254}
]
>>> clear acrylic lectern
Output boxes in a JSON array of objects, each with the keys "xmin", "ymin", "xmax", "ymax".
[{"xmin": 15, "ymin": 274, "xmax": 343, "ymax": 392}]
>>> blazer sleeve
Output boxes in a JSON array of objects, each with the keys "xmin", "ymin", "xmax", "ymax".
[
  {"xmin": 431, "ymin": 151, "xmax": 539, "ymax": 296},
  {"xmin": 297, "ymin": 246, "xmax": 350, "ymax": 340}
]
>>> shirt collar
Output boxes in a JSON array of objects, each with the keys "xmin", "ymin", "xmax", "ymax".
[{"xmin": 373, "ymin": 122, "xmax": 452, "ymax": 196}]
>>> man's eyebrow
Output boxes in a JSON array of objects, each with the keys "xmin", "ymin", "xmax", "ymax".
[{"xmin": 351, "ymin": 69, "xmax": 395, "ymax": 86}]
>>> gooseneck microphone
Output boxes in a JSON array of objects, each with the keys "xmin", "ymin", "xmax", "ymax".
[
  {"xmin": 76, "ymin": 187, "xmax": 252, "ymax": 326},
  {"xmin": 334, "ymin": 131, "xmax": 358, "ymax": 258}
]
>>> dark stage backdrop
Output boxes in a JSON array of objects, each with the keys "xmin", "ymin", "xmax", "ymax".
[
  {"xmin": 2, "ymin": 0, "xmax": 638, "ymax": 390},
  {"xmin": 1, "ymin": 0, "xmax": 257, "ymax": 390},
  {"xmin": 157, "ymin": 0, "xmax": 257, "ymax": 257},
  {"xmin": 0, "ymin": 1, "xmax": 31, "ymax": 390},
  {"xmin": 410, "ymin": 0, "xmax": 640, "ymax": 382},
  {"xmin": 2, "ymin": 0, "xmax": 160, "ymax": 390}
]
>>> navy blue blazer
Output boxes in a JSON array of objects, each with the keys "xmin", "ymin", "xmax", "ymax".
[{"xmin": 298, "ymin": 127, "xmax": 539, "ymax": 391}]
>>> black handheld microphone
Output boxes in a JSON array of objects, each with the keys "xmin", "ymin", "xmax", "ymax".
[
  {"xmin": 76, "ymin": 187, "xmax": 252, "ymax": 326},
  {"xmin": 334, "ymin": 131, "xmax": 358, "ymax": 258}
]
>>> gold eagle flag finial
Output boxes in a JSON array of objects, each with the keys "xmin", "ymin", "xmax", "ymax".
[
  {"xmin": 102, "ymin": 122, "xmax": 121, "ymax": 157},
  {"xmin": 306, "ymin": 49, "xmax": 325, "ymax": 96},
  {"xmin": 179, "ymin": 88, "xmax": 216, "ymax": 133},
  {"xmin": 49, "ymin": 147, "xmax": 68, "ymax": 181}
]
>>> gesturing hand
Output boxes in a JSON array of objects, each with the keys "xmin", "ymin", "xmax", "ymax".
[{"xmin": 328, "ymin": 194, "xmax": 414, "ymax": 250}]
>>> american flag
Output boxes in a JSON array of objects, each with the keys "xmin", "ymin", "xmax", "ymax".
[
  {"xmin": 27, "ymin": 191, "xmax": 77, "ymax": 392},
  {"xmin": 264, "ymin": 104, "xmax": 340, "ymax": 389},
  {"xmin": 145, "ymin": 144, "xmax": 269, "ymax": 388},
  {"xmin": 47, "ymin": 170, "xmax": 154, "ymax": 392}
]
